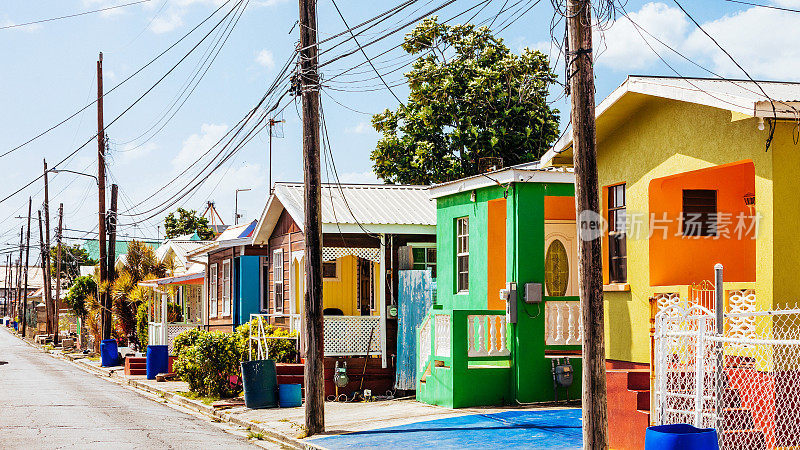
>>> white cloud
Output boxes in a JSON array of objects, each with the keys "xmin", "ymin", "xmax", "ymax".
[
  {"xmin": 682, "ymin": 7, "xmax": 800, "ymax": 80},
  {"xmin": 150, "ymin": 10, "xmax": 184, "ymax": 34},
  {"xmin": 335, "ymin": 170, "xmax": 379, "ymax": 184},
  {"xmin": 117, "ymin": 142, "xmax": 157, "ymax": 164},
  {"xmin": 255, "ymin": 49, "xmax": 275, "ymax": 69},
  {"xmin": 594, "ymin": 2, "xmax": 688, "ymax": 71},
  {"xmin": 172, "ymin": 123, "xmax": 229, "ymax": 168},
  {"xmin": 345, "ymin": 121, "xmax": 375, "ymax": 135}
]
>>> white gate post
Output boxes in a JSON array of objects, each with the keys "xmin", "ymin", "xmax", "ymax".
[
  {"xmin": 714, "ymin": 263, "xmax": 724, "ymax": 430},
  {"xmin": 695, "ymin": 316, "xmax": 706, "ymax": 427},
  {"xmin": 658, "ymin": 314, "xmax": 667, "ymax": 425}
]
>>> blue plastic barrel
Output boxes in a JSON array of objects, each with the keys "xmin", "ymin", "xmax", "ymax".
[
  {"xmin": 278, "ymin": 384, "xmax": 302, "ymax": 407},
  {"xmin": 11, "ymin": 321, "xmax": 17, "ymax": 331},
  {"xmin": 146, "ymin": 345, "xmax": 169, "ymax": 380},
  {"xmin": 241, "ymin": 360, "xmax": 278, "ymax": 409},
  {"xmin": 100, "ymin": 339, "xmax": 118, "ymax": 367},
  {"xmin": 645, "ymin": 424, "xmax": 719, "ymax": 450}
]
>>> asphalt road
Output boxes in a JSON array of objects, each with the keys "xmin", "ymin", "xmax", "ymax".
[{"xmin": 0, "ymin": 328, "xmax": 260, "ymax": 449}]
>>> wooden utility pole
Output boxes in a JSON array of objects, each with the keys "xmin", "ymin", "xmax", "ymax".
[
  {"xmin": 53, "ymin": 203, "xmax": 63, "ymax": 346},
  {"xmin": 37, "ymin": 211, "xmax": 47, "ymax": 336},
  {"xmin": 4, "ymin": 254, "xmax": 9, "ymax": 317},
  {"xmin": 15, "ymin": 227, "xmax": 23, "ymax": 325},
  {"xmin": 96, "ymin": 52, "xmax": 110, "ymax": 341},
  {"xmin": 298, "ymin": 0, "xmax": 324, "ymax": 436},
  {"xmin": 21, "ymin": 197, "xmax": 31, "ymax": 337},
  {"xmin": 566, "ymin": 1, "xmax": 608, "ymax": 448},
  {"xmin": 43, "ymin": 160, "xmax": 54, "ymax": 338},
  {"xmin": 107, "ymin": 185, "xmax": 118, "ymax": 290}
]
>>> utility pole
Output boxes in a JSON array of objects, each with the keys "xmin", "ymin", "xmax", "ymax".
[
  {"xmin": 4, "ymin": 254, "xmax": 9, "ymax": 317},
  {"xmin": 566, "ymin": 1, "xmax": 608, "ymax": 448},
  {"xmin": 268, "ymin": 118, "xmax": 284, "ymax": 194},
  {"xmin": 21, "ymin": 197, "xmax": 31, "ymax": 337},
  {"xmin": 15, "ymin": 227, "xmax": 23, "ymax": 326},
  {"xmin": 299, "ymin": 0, "xmax": 324, "ymax": 436},
  {"xmin": 43, "ymin": 160, "xmax": 54, "ymax": 338},
  {"xmin": 107, "ymin": 185, "xmax": 118, "ymax": 294},
  {"xmin": 37, "ymin": 211, "xmax": 47, "ymax": 337},
  {"xmin": 96, "ymin": 52, "xmax": 110, "ymax": 341},
  {"xmin": 54, "ymin": 203, "xmax": 63, "ymax": 346}
]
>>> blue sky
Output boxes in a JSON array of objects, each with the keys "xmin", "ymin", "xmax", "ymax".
[{"xmin": 0, "ymin": 0, "xmax": 794, "ymax": 251}]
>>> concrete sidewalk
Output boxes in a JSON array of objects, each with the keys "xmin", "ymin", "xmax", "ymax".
[{"xmin": 28, "ymin": 337, "xmax": 580, "ymax": 449}]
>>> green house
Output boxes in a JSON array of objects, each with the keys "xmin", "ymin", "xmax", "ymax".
[{"xmin": 417, "ymin": 165, "xmax": 583, "ymax": 407}]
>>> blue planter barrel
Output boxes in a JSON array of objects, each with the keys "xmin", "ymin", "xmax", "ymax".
[
  {"xmin": 146, "ymin": 345, "xmax": 169, "ymax": 380},
  {"xmin": 645, "ymin": 424, "xmax": 719, "ymax": 450},
  {"xmin": 241, "ymin": 360, "xmax": 278, "ymax": 409},
  {"xmin": 100, "ymin": 339, "xmax": 118, "ymax": 367},
  {"xmin": 279, "ymin": 384, "xmax": 302, "ymax": 407},
  {"xmin": 11, "ymin": 321, "xmax": 17, "ymax": 331}
]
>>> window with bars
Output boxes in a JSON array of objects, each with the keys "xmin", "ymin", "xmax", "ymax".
[
  {"xmin": 222, "ymin": 260, "xmax": 231, "ymax": 316},
  {"xmin": 682, "ymin": 189, "xmax": 717, "ymax": 237},
  {"xmin": 456, "ymin": 217, "xmax": 469, "ymax": 293},
  {"xmin": 209, "ymin": 263, "xmax": 218, "ymax": 317},
  {"xmin": 608, "ymin": 184, "xmax": 627, "ymax": 283},
  {"xmin": 322, "ymin": 261, "xmax": 338, "ymax": 280},
  {"xmin": 273, "ymin": 249, "xmax": 284, "ymax": 312}
]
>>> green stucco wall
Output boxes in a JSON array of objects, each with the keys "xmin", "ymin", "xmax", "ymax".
[{"xmin": 419, "ymin": 181, "xmax": 582, "ymax": 407}]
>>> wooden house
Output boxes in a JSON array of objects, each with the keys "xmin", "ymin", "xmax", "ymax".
[{"xmin": 249, "ymin": 182, "xmax": 436, "ymax": 394}]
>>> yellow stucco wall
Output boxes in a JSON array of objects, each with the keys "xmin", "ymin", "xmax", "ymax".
[
  {"xmin": 291, "ymin": 255, "xmax": 380, "ymax": 317},
  {"xmin": 595, "ymin": 96, "xmax": 793, "ymax": 364}
]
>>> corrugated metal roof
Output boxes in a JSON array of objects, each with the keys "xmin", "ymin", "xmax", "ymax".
[
  {"xmin": 628, "ymin": 76, "xmax": 800, "ymax": 106},
  {"xmin": 155, "ymin": 240, "xmax": 214, "ymax": 263},
  {"xmin": 274, "ymin": 183, "xmax": 436, "ymax": 226}
]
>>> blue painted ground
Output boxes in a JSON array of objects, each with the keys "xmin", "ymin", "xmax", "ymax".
[{"xmin": 309, "ymin": 408, "xmax": 582, "ymax": 449}]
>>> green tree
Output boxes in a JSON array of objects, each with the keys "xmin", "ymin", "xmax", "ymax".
[
  {"xmin": 371, "ymin": 17, "xmax": 560, "ymax": 185},
  {"xmin": 49, "ymin": 244, "xmax": 97, "ymax": 285},
  {"xmin": 164, "ymin": 208, "xmax": 214, "ymax": 240},
  {"xmin": 64, "ymin": 275, "xmax": 97, "ymax": 319}
]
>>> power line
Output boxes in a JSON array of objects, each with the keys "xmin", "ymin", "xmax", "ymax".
[
  {"xmin": 723, "ymin": 0, "xmax": 800, "ymax": 13},
  {"xmin": 330, "ymin": 0, "xmax": 404, "ymax": 105},
  {"xmin": 0, "ymin": 0, "xmax": 152, "ymax": 31}
]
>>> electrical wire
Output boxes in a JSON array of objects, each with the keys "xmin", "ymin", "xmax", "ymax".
[{"xmin": 0, "ymin": 0, "xmax": 152, "ymax": 31}]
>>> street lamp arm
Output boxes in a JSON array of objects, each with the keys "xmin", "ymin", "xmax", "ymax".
[{"xmin": 49, "ymin": 168, "xmax": 99, "ymax": 185}]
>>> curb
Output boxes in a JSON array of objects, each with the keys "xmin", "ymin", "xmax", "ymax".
[{"xmin": 5, "ymin": 329, "xmax": 309, "ymax": 449}]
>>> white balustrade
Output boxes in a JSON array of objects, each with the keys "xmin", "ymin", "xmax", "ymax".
[
  {"xmin": 323, "ymin": 315, "xmax": 382, "ymax": 356},
  {"xmin": 466, "ymin": 315, "xmax": 510, "ymax": 357},
  {"xmin": 148, "ymin": 322, "xmax": 164, "ymax": 346},
  {"xmin": 545, "ymin": 301, "xmax": 581, "ymax": 345},
  {"xmin": 434, "ymin": 314, "xmax": 451, "ymax": 357},
  {"xmin": 419, "ymin": 315, "xmax": 431, "ymax": 371}
]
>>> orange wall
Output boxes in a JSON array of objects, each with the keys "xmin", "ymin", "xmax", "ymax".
[
  {"xmin": 544, "ymin": 196, "xmax": 576, "ymax": 221},
  {"xmin": 649, "ymin": 160, "xmax": 756, "ymax": 286},
  {"xmin": 487, "ymin": 198, "xmax": 507, "ymax": 310}
]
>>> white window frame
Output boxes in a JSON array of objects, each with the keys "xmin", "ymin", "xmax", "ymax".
[
  {"xmin": 222, "ymin": 259, "xmax": 231, "ymax": 317},
  {"xmin": 409, "ymin": 243, "xmax": 437, "ymax": 278},
  {"xmin": 273, "ymin": 249, "xmax": 284, "ymax": 313},
  {"xmin": 209, "ymin": 263, "xmax": 218, "ymax": 318},
  {"xmin": 456, "ymin": 217, "xmax": 469, "ymax": 293}
]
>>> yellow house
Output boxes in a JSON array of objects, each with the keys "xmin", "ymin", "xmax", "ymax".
[{"xmin": 540, "ymin": 75, "xmax": 800, "ymax": 449}]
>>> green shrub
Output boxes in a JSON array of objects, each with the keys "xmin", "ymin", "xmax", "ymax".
[
  {"xmin": 172, "ymin": 328, "xmax": 203, "ymax": 356},
  {"xmin": 236, "ymin": 318, "xmax": 298, "ymax": 363},
  {"xmin": 173, "ymin": 331, "xmax": 242, "ymax": 398},
  {"xmin": 136, "ymin": 302, "xmax": 149, "ymax": 352}
]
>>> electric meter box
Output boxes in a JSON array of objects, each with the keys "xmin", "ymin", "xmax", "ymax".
[{"xmin": 524, "ymin": 282, "xmax": 542, "ymax": 304}]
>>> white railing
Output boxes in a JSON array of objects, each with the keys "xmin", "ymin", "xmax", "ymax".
[
  {"xmin": 419, "ymin": 315, "xmax": 431, "ymax": 372},
  {"xmin": 467, "ymin": 314, "xmax": 510, "ymax": 357},
  {"xmin": 324, "ymin": 315, "xmax": 381, "ymax": 356},
  {"xmin": 434, "ymin": 314, "xmax": 451, "ymax": 357},
  {"xmin": 545, "ymin": 301, "xmax": 581, "ymax": 345},
  {"xmin": 253, "ymin": 313, "xmax": 301, "ymax": 333},
  {"xmin": 166, "ymin": 324, "xmax": 196, "ymax": 354},
  {"xmin": 248, "ymin": 314, "xmax": 299, "ymax": 360},
  {"xmin": 148, "ymin": 322, "xmax": 164, "ymax": 346}
]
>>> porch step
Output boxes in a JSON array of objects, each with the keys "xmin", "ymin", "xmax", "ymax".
[
  {"xmin": 125, "ymin": 357, "xmax": 147, "ymax": 376},
  {"xmin": 607, "ymin": 369, "xmax": 651, "ymax": 450}
]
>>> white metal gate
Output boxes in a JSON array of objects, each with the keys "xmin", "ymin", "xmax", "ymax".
[{"xmin": 655, "ymin": 302, "xmax": 800, "ymax": 449}]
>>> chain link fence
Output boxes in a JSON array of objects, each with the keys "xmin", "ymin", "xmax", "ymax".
[{"xmin": 655, "ymin": 302, "xmax": 800, "ymax": 449}]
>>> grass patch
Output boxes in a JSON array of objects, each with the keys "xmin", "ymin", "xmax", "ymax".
[
  {"xmin": 87, "ymin": 356, "xmax": 99, "ymax": 361},
  {"xmin": 176, "ymin": 391, "xmax": 222, "ymax": 405},
  {"xmin": 247, "ymin": 431, "xmax": 265, "ymax": 440}
]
